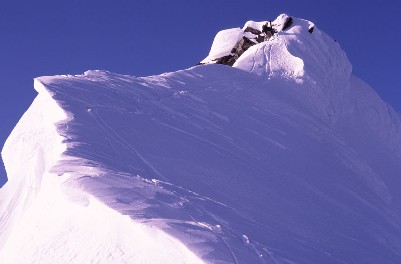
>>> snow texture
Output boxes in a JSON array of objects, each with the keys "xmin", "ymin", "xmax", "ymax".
[{"xmin": 1, "ymin": 14, "xmax": 401, "ymax": 264}]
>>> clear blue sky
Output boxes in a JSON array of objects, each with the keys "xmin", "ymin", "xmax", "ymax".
[{"xmin": 1, "ymin": 0, "xmax": 400, "ymax": 186}]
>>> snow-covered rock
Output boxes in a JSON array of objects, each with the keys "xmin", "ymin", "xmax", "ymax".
[
  {"xmin": 200, "ymin": 28, "xmax": 244, "ymax": 64},
  {"xmin": 1, "ymin": 14, "xmax": 401, "ymax": 264}
]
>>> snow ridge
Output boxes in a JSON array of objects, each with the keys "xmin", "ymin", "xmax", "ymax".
[{"xmin": 1, "ymin": 14, "xmax": 401, "ymax": 264}]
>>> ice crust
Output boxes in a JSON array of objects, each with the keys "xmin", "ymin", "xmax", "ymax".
[{"xmin": 1, "ymin": 14, "xmax": 401, "ymax": 264}]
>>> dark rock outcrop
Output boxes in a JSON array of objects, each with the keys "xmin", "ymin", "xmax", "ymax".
[
  {"xmin": 235, "ymin": 37, "xmax": 255, "ymax": 56},
  {"xmin": 215, "ymin": 54, "xmax": 236, "ymax": 66},
  {"xmin": 244, "ymin": 27, "xmax": 261, "ymax": 35},
  {"xmin": 255, "ymin": 35, "xmax": 265, "ymax": 43},
  {"xmin": 215, "ymin": 36, "xmax": 256, "ymax": 66},
  {"xmin": 282, "ymin": 17, "xmax": 293, "ymax": 31},
  {"xmin": 203, "ymin": 16, "xmax": 295, "ymax": 67}
]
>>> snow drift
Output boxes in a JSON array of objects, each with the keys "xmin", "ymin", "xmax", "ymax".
[{"xmin": 1, "ymin": 14, "xmax": 401, "ymax": 264}]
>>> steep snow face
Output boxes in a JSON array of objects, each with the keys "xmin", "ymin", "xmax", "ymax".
[
  {"xmin": 0, "ymin": 81, "xmax": 67, "ymax": 248},
  {"xmin": 2, "ymin": 14, "xmax": 401, "ymax": 264},
  {"xmin": 0, "ymin": 79, "xmax": 204, "ymax": 264}
]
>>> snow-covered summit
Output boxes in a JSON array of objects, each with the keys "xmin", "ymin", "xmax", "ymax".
[
  {"xmin": 201, "ymin": 14, "xmax": 354, "ymax": 127},
  {"xmin": 202, "ymin": 14, "xmax": 349, "ymax": 82},
  {"xmin": 2, "ymin": 14, "xmax": 401, "ymax": 264}
]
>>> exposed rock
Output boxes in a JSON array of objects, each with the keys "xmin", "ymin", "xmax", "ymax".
[
  {"xmin": 244, "ymin": 27, "xmax": 261, "ymax": 35},
  {"xmin": 282, "ymin": 16, "xmax": 293, "ymax": 31},
  {"xmin": 200, "ymin": 17, "xmax": 286, "ymax": 67},
  {"xmin": 308, "ymin": 26, "xmax": 314, "ymax": 33},
  {"xmin": 215, "ymin": 36, "xmax": 257, "ymax": 66},
  {"xmin": 264, "ymin": 31, "xmax": 274, "ymax": 41},
  {"xmin": 215, "ymin": 54, "xmax": 236, "ymax": 66},
  {"xmin": 236, "ymin": 37, "xmax": 255, "ymax": 56},
  {"xmin": 262, "ymin": 22, "xmax": 276, "ymax": 35},
  {"xmin": 255, "ymin": 35, "xmax": 265, "ymax": 43}
]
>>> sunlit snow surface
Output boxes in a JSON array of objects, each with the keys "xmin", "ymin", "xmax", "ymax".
[{"xmin": 2, "ymin": 14, "xmax": 401, "ymax": 264}]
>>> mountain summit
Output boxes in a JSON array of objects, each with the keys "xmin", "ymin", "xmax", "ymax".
[
  {"xmin": 1, "ymin": 14, "xmax": 401, "ymax": 264},
  {"xmin": 201, "ymin": 14, "xmax": 357, "ymax": 128}
]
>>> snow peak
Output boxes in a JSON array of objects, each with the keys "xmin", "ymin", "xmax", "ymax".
[{"xmin": 199, "ymin": 16, "xmax": 293, "ymax": 67}]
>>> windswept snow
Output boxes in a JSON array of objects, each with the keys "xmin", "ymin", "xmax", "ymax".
[
  {"xmin": 0, "ymin": 78, "xmax": 203, "ymax": 264},
  {"xmin": 0, "ymin": 175, "xmax": 202, "ymax": 264},
  {"xmin": 1, "ymin": 14, "xmax": 401, "ymax": 264}
]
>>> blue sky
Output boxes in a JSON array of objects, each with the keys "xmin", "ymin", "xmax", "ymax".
[{"xmin": 1, "ymin": 0, "xmax": 400, "ymax": 186}]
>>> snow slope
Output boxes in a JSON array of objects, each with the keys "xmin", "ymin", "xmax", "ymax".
[{"xmin": 1, "ymin": 14, "xmax": 401, "ymax": 264}]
